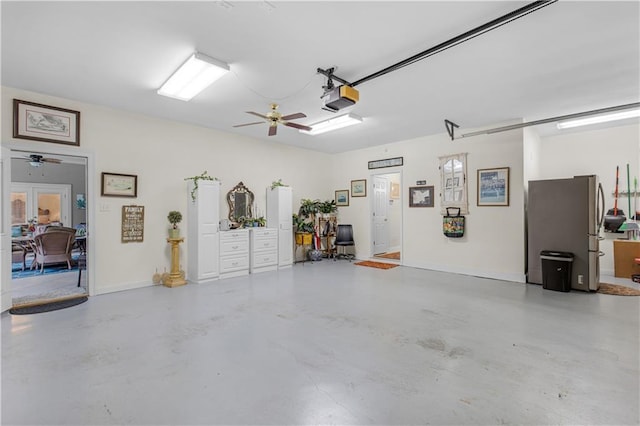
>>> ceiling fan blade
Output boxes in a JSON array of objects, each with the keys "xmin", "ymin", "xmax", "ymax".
[
  {"xmin": 42, "ymin": 158, "xmax": 62, "ymax": 164},
  {"xmin": 268, "ymin": 125, "xmax": 277, "ymax": 136},
  {"xmin": 233, "ymin": 121, "xmax": 264, "ymax": 128},
  {"xmin": 284, "ymin": 122, "xmax": 312, "ymax": 131},
  {"xmin": 246, "ymin": 111, "xmax": 269, "ymax": 120},
  {"xmin": 281, "ymin": 112, "xmax": 306, "ymax": 121}
]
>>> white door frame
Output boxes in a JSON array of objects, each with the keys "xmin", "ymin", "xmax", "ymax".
[
  {"xmin": 369, "ymin": 168, "xmax": 403, "ymax": 262},
  {"xmin": 2, "ymin": 142, "xmax": 96, "ymax": 312}
]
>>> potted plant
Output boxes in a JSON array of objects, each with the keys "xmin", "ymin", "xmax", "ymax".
[
  {"xmin": 167, "ymin": 210, "xmax": 182, "ymax": 238},
  {"xmin": 319, "ymin": 200, "xmax": 337, "ymax": 217},
  {"xmin": 270, "ymin": 179, "xmax": 288, "ymax": 190},
  {"xmin": 184, "ymin": 171, "xmax": 218, "ymax": 202},
  {"xmin": 298, "ymin": 198, "xmax": 320, "ymax": 218}
]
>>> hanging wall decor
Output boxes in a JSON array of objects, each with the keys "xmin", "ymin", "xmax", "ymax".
[
  {"xmin": 13, "ymin": 99, "xmax": 80, "ymax": 146},
  {"xmin": 477, "ymin": 167, "xmax": 510, "ymax": 206}
]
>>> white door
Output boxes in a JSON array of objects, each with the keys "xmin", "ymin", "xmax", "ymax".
[{"xmin": 372, "ymin": 175, "xmax": 389, "ymax": 254}]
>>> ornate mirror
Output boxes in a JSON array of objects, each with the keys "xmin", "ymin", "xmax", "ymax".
[{"xmin": 227, "ymin": 181, "xmax": 254, "ymax": 222}]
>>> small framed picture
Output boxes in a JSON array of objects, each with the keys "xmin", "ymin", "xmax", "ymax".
[
  {"xmin": 101, "ymin": 172, "xmax": 138, "ymax": 198},
  {"xmin": 335, "ymin": 189, "xmax": 349, "ymax": 206},
  {"xmin": 351, "ymin": 179, "xmax": 367, "ymax": 197},
  {"xmin": 409, "ymin": 186, "xmax": 434, "ymax": 207},
  {"xmin": 13, "ymin": 99, "xmax": 80, "ymax": 146},
  {"xmin": 390, "ymin": 182, "xmax": 400, "ymax": 199},
  {"xmin": 477, "ymin": 167, "xmax": 509, "ymax": 206}
]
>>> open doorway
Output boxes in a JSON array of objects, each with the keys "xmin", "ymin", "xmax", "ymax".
[
  {"xmin": 370, "ymin": 171, "xmax": 402, "ymax": 262},
  {"xmin": 9, "ymin": 150, "xmax": 88, "ymax": 307}
]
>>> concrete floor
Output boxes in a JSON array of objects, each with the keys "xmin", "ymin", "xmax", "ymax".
[{"xmin": 2, "ymin": 261, "xmax": 639, "ymax": 425}]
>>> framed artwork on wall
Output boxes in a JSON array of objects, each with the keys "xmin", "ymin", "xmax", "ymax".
[
  {"xmin": 477, "ymin": 167, "xmax": 509, "ymax": 206},
  {"xmin": 409, "ymin": 186, "xmax": 434, "ymax": 207},
  {"xmin": 351, "ymin": 179, "xmax": 366, "ymax": 197},
  {"xmin": 101, "ymin": 172, "xmax": 138, "ymax": 198},
  {"xmin": 335, "ymin": 189, "xmax": 349, "ymax": 206},
  {"xmin": 13, "ymin": 99, "xmax": 80, "ymax": 146},
  {"xmin": 390, "ymin": 182, "xmax": 400, "ymax": 199}
]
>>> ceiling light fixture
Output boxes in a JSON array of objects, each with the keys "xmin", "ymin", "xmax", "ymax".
[
  {"xmin": 300, "ymin": 113, "xmax": 363, "ymax": 136},
  {"xmin": 157, "ymin": 52, "xmax": 229, "ymax": 101},
  {"xmin": 29, "ymin": 161, "xmax": 43, "ymax": 167},
  {"xmin": 556, "ymin": 109, "xmax": 640, "ymax": 129}
]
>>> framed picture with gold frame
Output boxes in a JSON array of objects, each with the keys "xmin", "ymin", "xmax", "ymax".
[
  {"xmin": 335, "ymin": 189, "xmax": 349, "ymax": 206},
  {"xmin": 351, "ymin": 179, "xmax": 366, "ymax": 197}
]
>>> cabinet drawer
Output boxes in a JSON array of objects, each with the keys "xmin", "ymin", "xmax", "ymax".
[
  {"xmin": 252, "ymin": 237, "xmax": 277, "ymax": 251},
  {"xmin": 252, "ymin": 228, "xmax": 276, "ymax": 238},
  {"xmin": 220, "ymin": 255, "xmax": 249, "ymax": 272},
  {"xmin": 220, "ymin": 230, "xmax": 248, "ymax": 241},
  {"xmin": 220, "ymin": 238, "xmax": 249, "ymax": 255},
  {"xmin": 252, "ymin": 251, "xmax": 278, "ymax": 267}
]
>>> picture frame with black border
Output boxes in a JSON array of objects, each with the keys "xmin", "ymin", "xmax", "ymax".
[
  {"xmin": 409, "ymin": 186, "xmax": 434, "ymax": 207},
  {"xmin": 101, "ymin": 172, "xmax": 138, "ymax": 198}
]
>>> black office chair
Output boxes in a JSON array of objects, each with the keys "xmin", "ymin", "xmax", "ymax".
[{"xmin": 334, "ymin": 224, "xmax": 355, "ymax": 261}]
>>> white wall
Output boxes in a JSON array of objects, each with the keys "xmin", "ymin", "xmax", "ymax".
[
  {"xmin": 536, "ymin": 123, "xmax": 640, "ymax": 275},
  {"xmin": 332, "ymin": 128, "xmax": 527, "ymax": 282},
  {"xmin": 2, "ymin": 87, "xmax": 332, "ymax": 295},
  {"xmin": 3, "ymin": 86, "xmax": 637, "ymax": 296}
]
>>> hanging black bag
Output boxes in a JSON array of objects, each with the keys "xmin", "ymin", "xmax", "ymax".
[{"xmin": 443, "ymin": 207, "xmax": 465, "ymax": 238}]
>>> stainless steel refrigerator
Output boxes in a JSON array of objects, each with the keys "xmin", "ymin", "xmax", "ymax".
[{"xmin": 527, "ymin": 175, "xmax": 604, "ymax": 291}]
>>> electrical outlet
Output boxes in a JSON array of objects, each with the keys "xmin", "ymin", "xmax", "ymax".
[{"xmin": 578, "ymin": 274, "xmax": 584, "ymax": 284}]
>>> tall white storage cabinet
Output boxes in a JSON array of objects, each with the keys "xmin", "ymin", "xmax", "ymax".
[
  {"xmin": 266, "ymin": 186, "xmax": 293, "ymax": 268},
  {"xmin": 187, "ymin": 180, "xmax": 220, "ymax": 284}
]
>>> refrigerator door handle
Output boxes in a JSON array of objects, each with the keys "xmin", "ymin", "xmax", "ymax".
[{"xmin": 597, "ymin": 182, "xmax": 605, "ymax": 231}]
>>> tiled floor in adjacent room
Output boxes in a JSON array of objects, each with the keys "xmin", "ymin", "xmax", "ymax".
[{"xmin": 2, "ymin": 261, "xmax": 639, "ymax": 425}]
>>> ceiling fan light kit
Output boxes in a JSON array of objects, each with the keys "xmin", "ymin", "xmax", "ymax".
[
  {"xmin": 233, "ymin": 104, "xmax": 311, "ymax": 136},
  {"xmin": 301, "ymin": 113, "xmax": 363, "ymax": 136},
  {"xmin": 157, "ymin": 52, "xmax": 229, "ymax": 101}
]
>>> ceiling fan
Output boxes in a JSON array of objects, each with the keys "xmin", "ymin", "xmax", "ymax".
[
  {"xmin": 233, "ymin": 103, "xmax": 312, "ymax": 136},
  {"xmin": 20, "ymin": 154, "xmax": 62, "ymax": 167}
]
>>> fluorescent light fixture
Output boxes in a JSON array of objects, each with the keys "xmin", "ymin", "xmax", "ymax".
[
  {"xmin": 157, "ymin": 52, "xmax": 229, "ymax": 101},
  {"xmin": 300, "ymin": 113, "xmax": 363, "ymax": 135},
  {"xmin": 557, "ymin": 108, "xmax": 640, "ymax": 129}
]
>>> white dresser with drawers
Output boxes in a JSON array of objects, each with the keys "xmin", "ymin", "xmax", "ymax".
[
  {"xmin": 249, "ymin": 228, "xmax": 278, "ymax": 274},
  {"xmin": 219, "ymin": 229, "xmax": 249, "ymax": 279}
]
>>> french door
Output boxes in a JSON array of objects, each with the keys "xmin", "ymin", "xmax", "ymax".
[{"xmin": 11, "ymin": 182, "xmax": 71, "ymax": 227}]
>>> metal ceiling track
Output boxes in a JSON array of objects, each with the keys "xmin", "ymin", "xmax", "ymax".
[
  {"xmin": 444, "ymin": 102, "xmax": 640, "ymax": 141},
  {"xmin": 318, "ymin": 0, "xmax": 557, "ymax": 88}
]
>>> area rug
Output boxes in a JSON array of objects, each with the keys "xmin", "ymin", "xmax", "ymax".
[
  {"xmin": 354, "ymin": 261, "xmax": 399, "ymax": 270},
  {"xmin": 598, "ymin": 283, "xmax": 640, "ymax": 296},
  {"xmin": 9, "ymin": 296, "xmax": 88, "ymax": 315},
  {"xmin": 374, "ymin": 251, "xmax": 401, "ymax": 260},
  {"xmin": 12, "ymin": 256, "xmax": 79, "ymax": 280}
]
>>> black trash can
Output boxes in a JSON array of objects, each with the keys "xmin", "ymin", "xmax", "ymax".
[{"xmin": 540, "ymin": 250, "xmax": 574, "ymax": 292}]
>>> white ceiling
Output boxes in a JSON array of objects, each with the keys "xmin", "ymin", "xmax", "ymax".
[{"xmin": 2, "ymin": 1, "xmax": 639, "ymax": 154}]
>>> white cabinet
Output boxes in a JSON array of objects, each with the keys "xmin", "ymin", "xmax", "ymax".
[
  {"xmin": 187, "ymin": 180, "xmax": 220, "ymax": 284},
  {"xmin": 266, "ymin": 186, "xmax": 293, "ymax": 268},
  {"xmin": 249, "ymin": 228, "xmax": 278, "ymax": 274},
  {"xmin": 219, "ymin": 230, "xmax": 249, "ymax": 279}
]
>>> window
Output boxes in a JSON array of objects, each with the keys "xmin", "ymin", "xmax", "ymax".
[{"xmin": 439, "ymin": 153, "xmax": 468, "ymax": 214}]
